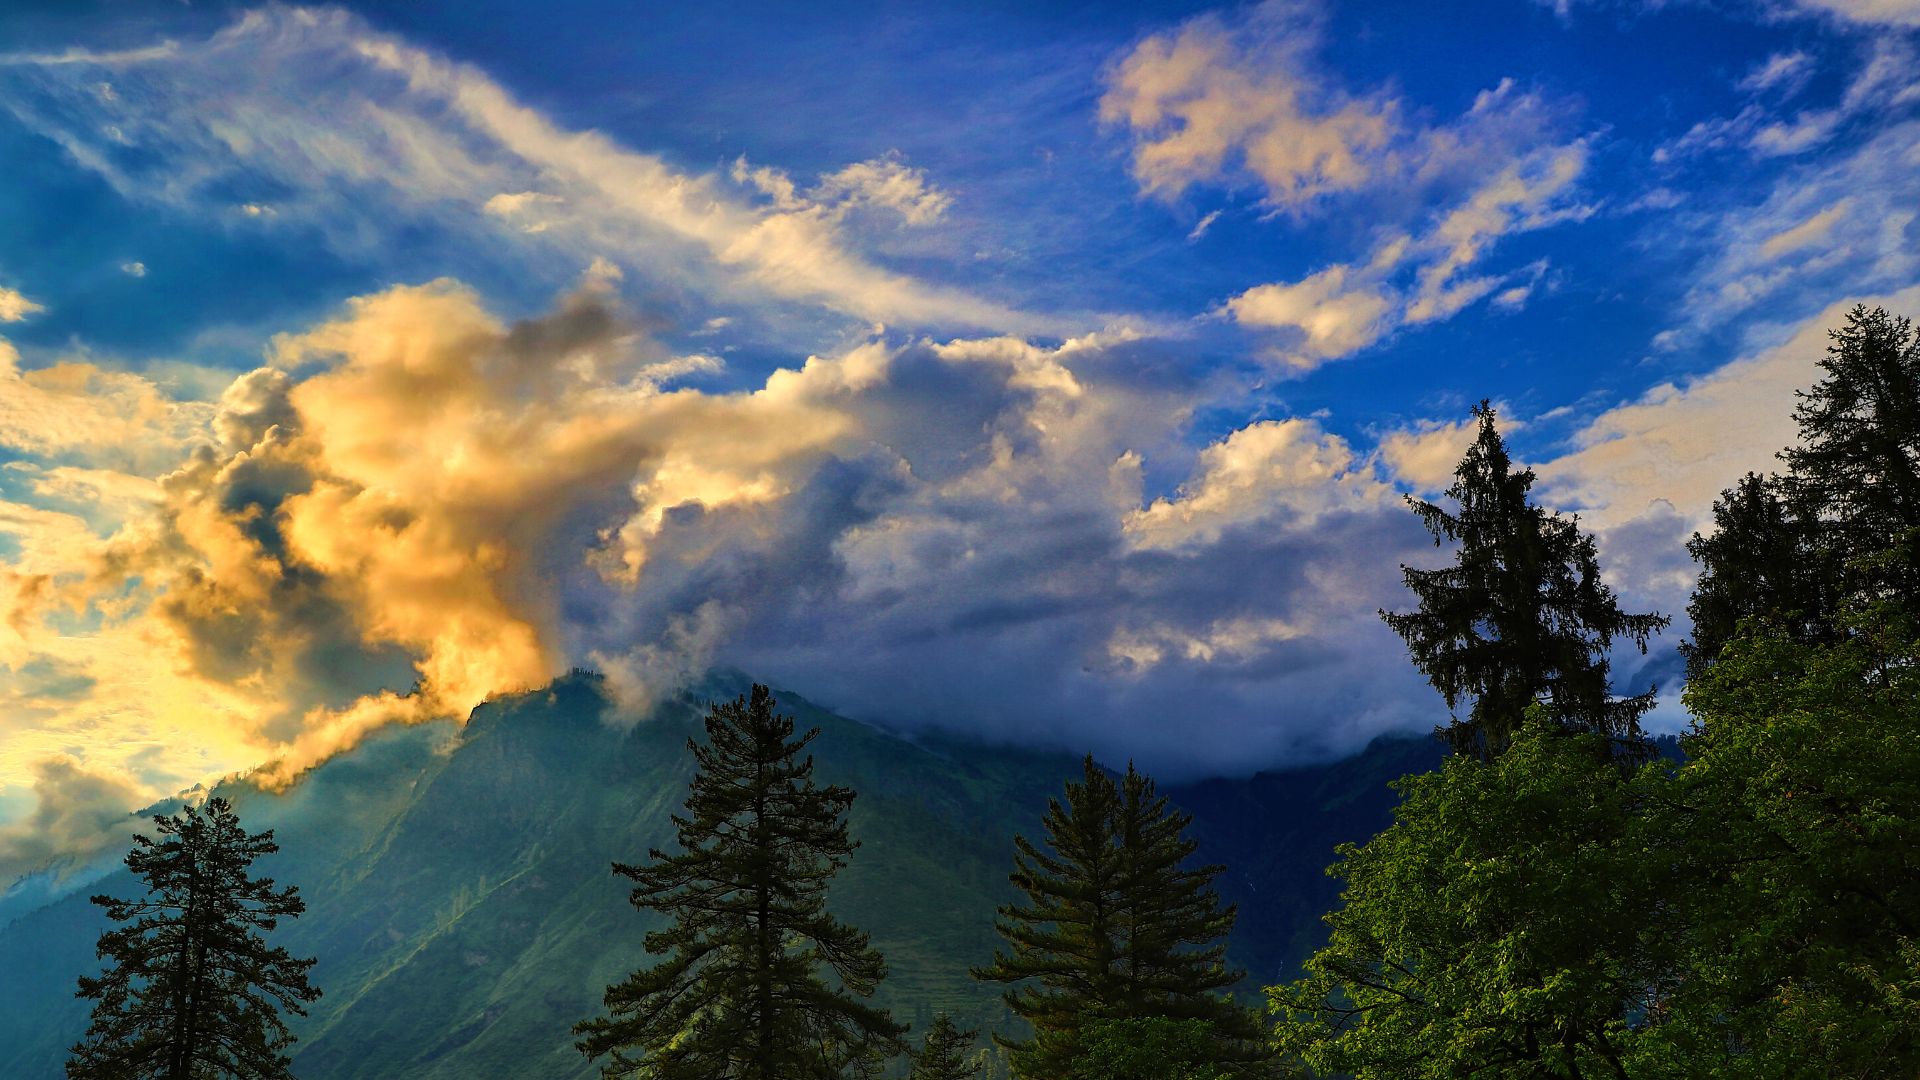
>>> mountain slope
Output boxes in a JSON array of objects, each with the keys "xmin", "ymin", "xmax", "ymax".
[{"xmin": 0, "ymin": 672, "xmax": 1438, "ymax": 1078}]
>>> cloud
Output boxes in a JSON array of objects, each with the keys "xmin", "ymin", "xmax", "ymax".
[
  {"xmin": 0, "ymin": 6, "xmax": 1059, "ymax": 336},
  {"xmin": 0, "ymin": 288, "xmax": 43, "ymax": 323},
  {"xmin": 1099, "ymin": 3, "xmax": 1395, "ymax": 210},
  {"xmin": 0, "ymin": 755, "xmax": 147, "ymax": 887},
  {"xmin": 1539, "ymin": 285, "xmax": 1920, "ymax": 532},
  {"xmin": 119, "ymin": 261, "xmax": 147, "ymax": 277},
  {"xmin": 1790, "ymin": 0, "xmax": 1920, "ymax": 26},
  {"xmin": 0, "ymin": 338, "xmax": 216, "ymax": 473},
  {"xmin": 1224, "ymin": 141, "xmax": 1590, "ymax": 367},
  {"xmin": 0, "ymin": 273, "xmax": 1455, "ymax": 818}
]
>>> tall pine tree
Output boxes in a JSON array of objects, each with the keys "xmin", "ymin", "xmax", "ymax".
[
  {"xmin": 67, "ymin": 796, "xmax": 320, "ymax": 1080},
  {"xmin": 1782, "ymin": 304, "xmax": 1920, "ymax": 610},
  {"xmin": 973, "ymin": 758, "xmax": 1266, "ymax": 1079},
  {"xmin": 1381, "ymin": 401, "xmax": 1667, "ymax": 758},
  {"xmin": 574, "ymin": 684, "xmax": 906, "ymax": 1079}
]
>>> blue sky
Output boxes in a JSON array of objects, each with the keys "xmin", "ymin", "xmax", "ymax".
[{"xmin": 0, "ymin": 0, "xmax": 1916, "ymax": 870}]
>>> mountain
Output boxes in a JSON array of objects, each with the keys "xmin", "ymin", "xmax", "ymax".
[{"xmin": 0, "ymin": 671, "xmax": 1440, "ymax": 1078}]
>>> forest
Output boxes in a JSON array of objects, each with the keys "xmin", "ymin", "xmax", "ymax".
[{"xmin": 53, "ymin": 305, "xmax": 1920, "ymax": 1078}]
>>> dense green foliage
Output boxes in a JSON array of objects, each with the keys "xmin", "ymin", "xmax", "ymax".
[
  {"xmin": 1271, "ymin": 715, "xmax": 1657, "ymax": 1077},
  {"xmin": 68, "ymin": 797, "xmax": 319, "ymax": 1080},
  {"xmin": 1281, "ymin": 306, "xmax": 1920, "ymax": 1078},
  {"xmin": 974, "ymin": 758, "xmax": 1268, "ymax": 1079},
  {"xmin": 1382, "ymin": 401, "xmax": 1667, "ymax": 758},
  {"xmin": 575, "ymin": 685, "xmax": 907, "ymax": 1079},
  {"xmin": 1074, "ymin": 1017, "xmax": 1236, "ymax": 1080},
  {"xmin": 908, "ymin": 1015, "xmax": 982, "ymax": 1080},
  {"xmin": 1643, "ymin": 613, "xmax": 1920, "ymax": 1076}
]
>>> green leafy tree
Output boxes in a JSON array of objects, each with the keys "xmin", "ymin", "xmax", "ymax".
[
  {"xmin": 909, "ymin": 1014, "xmax": 981, "ymax": 1080},
  {"xmin": 1681, "ymin": 471, "xmax": 1834, "ymax": 681},
  {"xmin": 67, "ymin": 796, "xmax": 320, "ymax": 1080},
  {"xmin": 1381, "ymin": 402, "xmax": 1668, "ymax": 758},
  {"xmin": 973, "ymin": 758, "xmax": 1267, "ymax": 1079},
  {"xmin": 1640, "ymin": 613, "xmax": 1920, "ymax": 1077},
  {"xmin": 574, "ymin": 685, "xmax": 907, "ymax": 1079},
  {"xmin": 1271, "ymin": 711, "xmax": 1662, "ymax": 1078}
]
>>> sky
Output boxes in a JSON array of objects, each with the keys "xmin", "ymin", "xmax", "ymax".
[{"xmin": 0, "ymin": 0, "xmax": 1916, "ymax": 879}]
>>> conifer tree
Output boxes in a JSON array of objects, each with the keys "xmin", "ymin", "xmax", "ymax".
[
  {"xmin": 909, "ymin": 1015, "xmax": 981, "ymax": 1080},
  {"xmin": 1681, "ymin": 471, "xmax": 1834, "ymax": 680},
  {"xmin": 1781, "ymin": 305, "xmax": 1920, "ymax": 610},
  {"xmin": 67, "ymin": 796, "xmax": 319, "ymax": 1080},
  {"xmin": 974, "ymin": 758, "xmax": 1265, "ymax": 1079},
  {"xmin": 574, "ymin": 684, "xmax": 906, "ymax": 1079},
  {"xmin": 1381, "ymin": 401, "xmax": 1667, "ymax": 758}
]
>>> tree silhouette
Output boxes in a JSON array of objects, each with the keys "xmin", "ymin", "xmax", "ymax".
[
  {"xmin": 909, "ymin": 1014, "xmax": 981, "ymax": 1080},
  {"xmin": 67, "ymin": 796, "xmax": 319, "ymax": 1080},
  {"xmin": 1382, "ymin": 401, "xmax": 1667, "ymax": 758},
  {"xmin": 575, "ymin": 684, "xmax": 906, "ymax": 1079}
]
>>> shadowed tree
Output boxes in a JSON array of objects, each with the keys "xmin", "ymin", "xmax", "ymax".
[
  {"xmin": 1782, "ymin": 304, "xmax": 1920, "ymax": 610},
  {"xmin": 974, "ymin": 758, "xmax": 1268, "ymax": 1079},
  {"xmin": 574, "ymin": 684, "xmax": 907, "ymax": 1079},
  {"xmin": 1681, "ymin": 471, "xmax": 1834, "ymax": 681},
  {"xmin": 908, "ymin": 1014, "xmax": 981, "ymax": 1080},
  {"xmin": 1381, "ymin": 401, "xmax": 1668, "ymax": 759},
  {"xmin": 67, "ymin": 796, "xmax": 320, "ymax": 1080}
]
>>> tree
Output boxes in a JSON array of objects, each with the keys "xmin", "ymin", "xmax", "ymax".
[
  {"xmin": 1270, "ymin": 712, "xmax": 1663, "ymax": 1079},
  {"xmin": 1782, "ymin": 304, "xmax": 1920, "ymax": 611},
  {"xmin": 973, "ymin": 758, "xmax": 1267, "ymax": 1079},
  {"xmin": 67, "ymin": 796, "xmax": 320, "ymax": 1080},
  {"xmin": 909, "ymin": 1015, "xmax": 981, "ymax": 1080},
  {"xmin": 1075, "ymin": 1017, "xmax": 1235, "ymax": 1080},
  {"xmin": 1381, "ymin": 401, "xmax": 1668, "ymax": 758},
  {"xmin": 1681, "ymin": 471, "xmax": 1834, "ymax": 682},
  {"xmin": 574, "ymin": 684, "xmax": 907, "ymax": 1079},
  {"xmin": 1640, "ymin": 612, "xmax": 1920, "ymax": 1077}
]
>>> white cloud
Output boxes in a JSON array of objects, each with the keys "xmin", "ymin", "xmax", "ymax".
[
  {"xmin": 119, "ymin": 261, "xmax": 146, "ymax": 277},
  {"xmin": 1791, "ymin": 0, "xmax": 1920, "ymax": 26}
]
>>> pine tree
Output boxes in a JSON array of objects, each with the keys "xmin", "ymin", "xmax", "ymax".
[
  {"xmin": 1381, "ymin": 401, "xmax": 1668, "ymax": 758},
  {"xmin": 67, "ymin": 796, "xmax": 320, "ymax": 1080},
  {"xmin": 574, "ymin": 684, "xmax": 907, "ymax": 1079},
  {"xmin": 1781, "ymin": 305, "xmax": 1920, "ymax": 611},
  {"xmin": 909, "ymin": 1015, "xmax": 981, "ymax": 1080},
  {"xmin": 973, "ymin": 758, "xmax": 1266, "ymax": 1079},
  {"xmin": 1681, "ymin": 471, "xmax": 1834, "ymax": 681}
]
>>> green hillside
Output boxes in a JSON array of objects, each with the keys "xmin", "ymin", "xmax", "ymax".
[{"xmin": 0, "ymin": 672, "xmax": 1434, "ymax": 1078}]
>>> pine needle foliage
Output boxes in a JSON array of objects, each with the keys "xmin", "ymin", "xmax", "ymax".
[
  {"xmin": 973, "ymin": 758, "xmax": 1268, "ymax": 1079},
  {"xmin": 574, "ymin": 684, "xmax": 907, "ymax": 1079},
  {"xmin": 67, "ymin": 796, "xmax": 319, "ymax": 1080},
  {"xmin": 1382, "ymin": 401, "xmax": 1667, "ymax": 759}
]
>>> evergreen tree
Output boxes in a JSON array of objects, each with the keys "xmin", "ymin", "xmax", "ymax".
[
  {"xmin": 909, "ymin": 1015, "xmax": 981, "ymax": 1080},
  {"xmin": 1381, "ymin": 401, "xmax": 1668, "ymax": 758},
  {"xmin": 574, "ymin": 684, "xmax": 906, "ymax": 1079},
  {"xmin": 1681, "ymin": 471, "xmax": 1834, "ymax": 681},
  {"xmin": 973, "ymin": 758, "xmax": 1266, "ymax": 1079},
  {"xmin": 1782, "ymin": 304, "xmax": 1920, "ymax": 610},
  {"xmin": 67, "ymin": 796, "xmax": 320, "ymax": 1080}
]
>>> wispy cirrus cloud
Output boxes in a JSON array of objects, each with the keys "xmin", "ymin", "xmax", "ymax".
[{"xmin": 0, "ymin": 6, "xmax": 1064, "ymax": 337}]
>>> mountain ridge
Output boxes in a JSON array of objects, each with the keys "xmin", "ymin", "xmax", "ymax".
[{"xmin": 0, "ymin": 670, "xmax": 1440, "ymax": 1078}]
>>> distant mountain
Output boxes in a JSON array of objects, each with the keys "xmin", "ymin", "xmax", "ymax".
[{"xmin": 0, "ymin": 671, "xmax": 1440, "ymax": 1079}]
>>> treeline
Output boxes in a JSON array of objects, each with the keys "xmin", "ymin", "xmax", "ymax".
[{"xmin": 59, "ymin": 306, "xmax": 1920, "ymax": 1079}]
